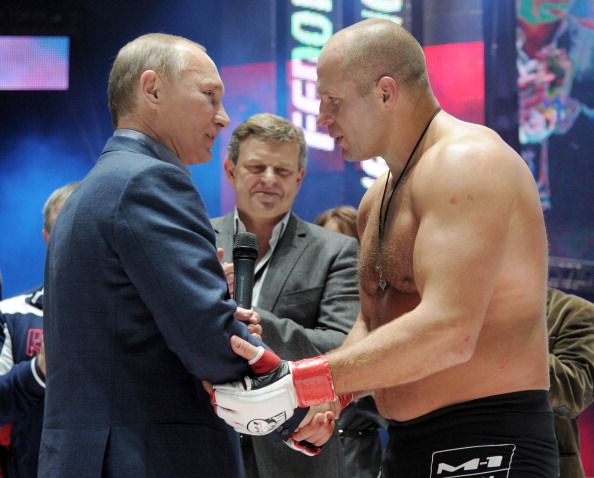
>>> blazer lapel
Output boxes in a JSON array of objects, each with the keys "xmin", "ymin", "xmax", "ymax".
[
  {"xmin": 257, "ymin": 214, "xmax": 308, "ymax": 311},
  {"xmin": 211, "ymin": 214, "xmax": 235, "ymax": 262}
]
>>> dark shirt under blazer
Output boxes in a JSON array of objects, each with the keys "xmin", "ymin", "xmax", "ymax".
[{"xmin": 212, "ymin": 212, "xmax": 360, "ymax": 478}]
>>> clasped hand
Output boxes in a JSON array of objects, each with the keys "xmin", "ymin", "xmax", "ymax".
[{"xmin": 209, "ymin": 336, "xmax": 338, "ymax": 453}]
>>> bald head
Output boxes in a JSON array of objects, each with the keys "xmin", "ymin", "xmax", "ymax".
[{"xmin": 320, "ymin": 19, "xmax": 430, "ymax": 98}]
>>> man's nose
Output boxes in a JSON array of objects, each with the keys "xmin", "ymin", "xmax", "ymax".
[
  {"xmin": 216, "ymin": 104, "xmax": 230, "ymax": 129},
  {"xmin": 260, "ymin": 167, "xmax": 276, "ymax": 182},
  {"xmin": 317, "ymin": 108, "xmax": 332, "ymax": 128}
]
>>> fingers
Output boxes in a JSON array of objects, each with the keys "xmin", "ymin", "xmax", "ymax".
[
  {"xmin": 247, "ymin": 323, "xmax": 262, "ymax": 340},
  {"xmin": 230, "ymin": 335, "xmax": 261, "ymax": 361},
  {"xmin": 291, "ymin": 411, "xmax": 335, "ymax": 446},
  {"xmin": 217, "ymin": 251, "xmax": 234, "ymax": 295},
  {"xmin": 202, "ymin": 380, "xmax": 214, "ymax": 395},
  {"xmin": 37, "ymin": 339, "xmax": 46, "ymax": 376},
  {"xmin": 234, "ymin": 307, "xmax": 260, "ymax": 324}
]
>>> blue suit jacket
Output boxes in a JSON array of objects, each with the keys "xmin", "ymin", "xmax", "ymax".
[{"xmin": 39, "ymin": 133, "xmax": 263, "ymax": 478}]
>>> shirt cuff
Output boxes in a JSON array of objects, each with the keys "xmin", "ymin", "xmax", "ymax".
[{"xmin": 31, "ymin": 357, "xmax": 46, "ymax": 389}]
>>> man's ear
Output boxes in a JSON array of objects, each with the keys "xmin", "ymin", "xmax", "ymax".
[
  {"xmin": 377, "ymin": 76, "xmax": 398, "ymax": 108},
  {"xmin": 139, "ymin": 70, "xmax": 161, "ymax": 108},
  {"xmin": 223, "ymin": 157, "xmax": 236, "ymax": 186},
  {"xmin": 296, "ymin": 168, "xmax": 306, "ymax": 187}
]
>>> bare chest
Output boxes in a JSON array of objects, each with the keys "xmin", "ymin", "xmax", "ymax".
[{"xmin": 359, "ymin": 185, "xmax": 418, "ymax": 301}]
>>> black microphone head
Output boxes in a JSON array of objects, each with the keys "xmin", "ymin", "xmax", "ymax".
[{"xmin": 233, "ymin": 232, "xmax": 258, "ymax": 261}]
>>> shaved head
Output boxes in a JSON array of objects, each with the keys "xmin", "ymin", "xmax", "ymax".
[{"xmin": 321, "ymin": 19, "xmax": 430, "ymax": 97}]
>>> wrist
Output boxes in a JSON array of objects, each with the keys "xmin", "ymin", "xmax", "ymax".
[
  {"xmin": 33, "ymin": 357, "xmax": 46, "ymax": 382},
  {"xmin": 291, "ymin": 355, "xmax": 336, "ymax": 407},
  {"xmin": 338, "ymin": 392, "xmax": 353, "ymax": 410}
]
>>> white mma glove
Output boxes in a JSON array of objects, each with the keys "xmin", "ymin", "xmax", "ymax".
[{"xmin": 212, "ymin": 346, "xmax": 351, "ymax": 436}]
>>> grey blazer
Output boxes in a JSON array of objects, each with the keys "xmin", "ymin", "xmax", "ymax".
[{"xmin": 212, "ymin": 212, "xmax": 360, "ymax": 478}]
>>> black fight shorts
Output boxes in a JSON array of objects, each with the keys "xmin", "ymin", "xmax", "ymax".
[{"xmin": 381, "ymin": 390, "xmax": 559, "ymax": 477}]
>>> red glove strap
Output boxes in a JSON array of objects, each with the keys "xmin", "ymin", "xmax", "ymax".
[
  {"xmin": 338, "ymin": 392, "xmax": 353, "ymax": 410},
  {"xmin": 249, "ymin": 347, "xmax": 281, "ymax": 375},
  {"xmin": 291, "ymin": 355, "xmax": 336, "ymax": 407}
]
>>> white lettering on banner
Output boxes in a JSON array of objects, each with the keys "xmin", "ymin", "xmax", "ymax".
[
  {"xmin": 361, "ymin": 0, "xmax": 403, "ymax": 24},
  {"xmin": 292, "ymin": 0, "xmax": 333, "ymax": 12},
  {"xmin": 361, "ymin": 0, "xmax": 402, "ymax": 11},
  {"xmin": 289, "ymin": 1, "xmax": 335, "ymax": 152}
]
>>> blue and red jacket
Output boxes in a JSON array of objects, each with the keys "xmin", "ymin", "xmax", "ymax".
[{"xmin": 0, "ymin": 286, "xmax": 45, "ymax": 478}]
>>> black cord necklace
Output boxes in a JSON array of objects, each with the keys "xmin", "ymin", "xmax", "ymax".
[{"xmin": 376, "ymin": 107, "xmax": 441, "ymax": 290}]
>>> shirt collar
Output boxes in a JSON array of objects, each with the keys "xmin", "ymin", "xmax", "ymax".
[
  {"xmin": 114, "ymin": 129, "xmax": 189, "ymax": 175},
  {"xmin": 233, "ymin": 209, "xmax": 291, "ymax": 252}
]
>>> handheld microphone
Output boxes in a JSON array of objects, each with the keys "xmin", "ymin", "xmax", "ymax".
[{"xmin": 233, "ymin": 232, "xmax": 259, "ymax": 309}]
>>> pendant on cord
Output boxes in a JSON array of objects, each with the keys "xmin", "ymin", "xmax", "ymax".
[{"xmin": 376, "ymin": 263, "xmax": 388, "ymax": 290}]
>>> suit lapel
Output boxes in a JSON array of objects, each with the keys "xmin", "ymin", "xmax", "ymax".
[
  {"xmin": 211, "ymin": 214, "xmax": 235, "ymax": 262},
  {"xmin": 257, "ymin": 214, "xmax": 308, "ymax": 311}
]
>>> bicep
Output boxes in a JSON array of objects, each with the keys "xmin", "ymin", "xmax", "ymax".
[{"xmin": 412, "ymin": 150, "xmax": 514, "ymax": 330}]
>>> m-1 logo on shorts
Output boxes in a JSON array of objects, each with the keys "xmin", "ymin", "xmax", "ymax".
[{"xmin": 430, "ymin": 444, "xmax": 516, "ymax": 477}]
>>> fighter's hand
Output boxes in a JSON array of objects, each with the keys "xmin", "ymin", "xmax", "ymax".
[
  {"xmin": 234, "ymin": 307, "xmax": 262, "ymax": 340},
  {"xmin": 212, "ymin": 336, "xmax": 351, "ymax": 437},
  {"xmin": 284, "ymin": 404, "xmax": 336, "ymax": 456}
]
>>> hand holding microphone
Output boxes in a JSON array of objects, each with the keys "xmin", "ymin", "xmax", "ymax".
[{"xmin": 218, "ymin": 233, "xmax": 262, "ymax": 337}]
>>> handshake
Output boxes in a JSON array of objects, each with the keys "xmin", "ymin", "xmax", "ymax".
[{"xmin": 210, "ymin": 335, "xmax": 352, "ymax": 455}]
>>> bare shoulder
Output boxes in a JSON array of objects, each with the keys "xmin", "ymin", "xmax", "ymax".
[{"xmin": 414, "ymin": 119, "xmax": 533, "ymax": 206}]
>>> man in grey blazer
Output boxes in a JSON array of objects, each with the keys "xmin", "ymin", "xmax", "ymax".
[{"xmin": 212, "ymin": 113, "xmax": 359, "ymax": 478}]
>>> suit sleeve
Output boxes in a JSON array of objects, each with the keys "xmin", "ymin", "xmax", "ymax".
[
  {"xmin": 547, "ymin": 289, "xmax": 594, "ymax": 418},
  {"xmin": 114, "ymin": 163, "xmax": 263, "ymax": 384},
  {"xmin": 256, "ymin": 236, "xmax": 359, "ymax": 360}
]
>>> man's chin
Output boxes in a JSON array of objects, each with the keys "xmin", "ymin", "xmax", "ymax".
[
  {"xmin": 187, "ymin": 150, "xmax": 213, "ymax": 166},
  {"xmin": 340, "ymin": 150, "xmax": 365, "ymax": 163}
]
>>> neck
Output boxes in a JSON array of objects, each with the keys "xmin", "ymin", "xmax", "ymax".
[
  {"xmin": 237, "ymin": 210, "xmax": 284, "ymax": 259},
  {"xmin": 383, "ymin": 99, "xmax": 441, "ymax": 173}
]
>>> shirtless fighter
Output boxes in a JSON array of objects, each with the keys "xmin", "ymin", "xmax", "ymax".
[{"xmin": 213, "ymin": 19, "xmax": 559, "ymax": 476}]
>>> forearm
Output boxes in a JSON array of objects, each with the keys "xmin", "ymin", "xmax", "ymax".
[
  {"xmin": 339, "ymin": 313, "xmax": 370, "ymax": 349},
  {"xmin": 0, "ymin": 360, "xmax": 45, "ymax": 424},
  {"xmin": 547, "ymin": 289, "xmax": 594, "ymax": 417},
  {"xmin": 549, "ymin": 354, "xmax": 594, "ymax": 417},
  {"xmin": 327, "ymin": 307, "xmax": 475, "ymax": 394}
]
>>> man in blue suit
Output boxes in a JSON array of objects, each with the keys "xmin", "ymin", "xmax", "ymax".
[{"xmin": 38, "ymin": 33, "xmax": 272, "ymax": 478}]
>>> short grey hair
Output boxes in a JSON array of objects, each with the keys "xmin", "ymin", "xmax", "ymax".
[
  {"xmin": 42, "ymin": 182, "xmax": 78, "ymax": 233},
  {"xmin": 107, "ymin": 33, "xmax": 205, "ymax": 128}
]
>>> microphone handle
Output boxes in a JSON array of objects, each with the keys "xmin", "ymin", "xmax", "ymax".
[{"xmin": 234, "ymin": 257, "xmax": 255, "ymax": 309}]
